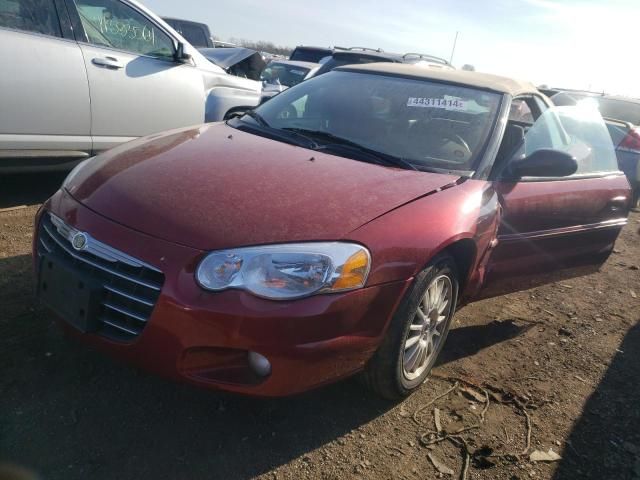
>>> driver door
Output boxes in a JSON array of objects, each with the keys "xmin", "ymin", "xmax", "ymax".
[
  {"xmin": 478, "ymin": 105, "xmax": 631, "ymax": 299},
  {"xmin": 69, "ymin": 0, "xmax": 205, "ymax": 152}
]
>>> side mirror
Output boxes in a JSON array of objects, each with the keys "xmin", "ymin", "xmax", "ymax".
[
  {"xmin": 174, "ymin": 42, "xmax": 192, "ymax": 63},
  {"xmin": 225, "ymin": 110, "xmax": 248, "ymax": 120},
  {"xmin": 508, "ymin": 149, "xmax": 578, "ymax": 178}
]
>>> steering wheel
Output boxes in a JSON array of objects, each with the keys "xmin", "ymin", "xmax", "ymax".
[
  {"xmin": 441, "ymin": 133, "xmax": 471, "ymax": 153},
  {"xmin": 277, "ymin": 105, "xmax": 298, "ymax": 120}
]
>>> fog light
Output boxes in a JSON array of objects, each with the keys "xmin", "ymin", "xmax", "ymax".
[{"xmin": 248, "ymin": 351, "xmax": 271, "ymax": 377}]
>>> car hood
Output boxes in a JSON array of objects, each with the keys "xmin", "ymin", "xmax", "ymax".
[
  {"xmin": 66, "ymin": 123, "xmax": 460, "ymax": 250},
  {"xmin": 199, "ymin": 47, "xmax": 265, "ymax": 70}
]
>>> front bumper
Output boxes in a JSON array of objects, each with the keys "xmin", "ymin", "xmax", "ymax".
[{"xmin": 35, "ymin": 190, "xmax": 409, "ymax": 396}]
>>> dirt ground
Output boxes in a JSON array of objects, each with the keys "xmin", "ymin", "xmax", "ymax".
[{"xmin": 1, "ymin": 174, "xmax": 639, "ymax": 480}]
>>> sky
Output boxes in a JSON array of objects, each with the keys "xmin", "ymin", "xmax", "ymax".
[{"xmin": 141, "ymin": 0, "xmax": 640, "ymax": 97}]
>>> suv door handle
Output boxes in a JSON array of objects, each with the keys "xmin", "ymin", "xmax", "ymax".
[{"xmin": 92, "ymin": 56, "xmax": 124, "ymax": 69}]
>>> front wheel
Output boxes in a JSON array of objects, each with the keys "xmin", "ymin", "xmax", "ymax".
[{"xmin": 362, "ymin": 255, "xmax": 458, "ymax": 399}]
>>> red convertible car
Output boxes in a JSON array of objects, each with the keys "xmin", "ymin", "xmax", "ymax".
[{"xmin": 34, "ymin": 64, "xmax": 631, "ymax": 398}]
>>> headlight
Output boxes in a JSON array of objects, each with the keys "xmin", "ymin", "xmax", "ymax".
[
  {"xmin": 196, "ymin": 242, "xmax": 371, "ymax": 300},
  {"xmin": 62, "ymin": 156, "xmax": 94, "ymax": 189}
]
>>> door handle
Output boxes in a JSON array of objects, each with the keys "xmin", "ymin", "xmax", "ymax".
[
  {"xmin": 92, "ymin": 56, "xmax": 124, "ymax": 69},
  {"xmin": 607, "ymin": 196, "xmax": 628, "ymax": 213}
]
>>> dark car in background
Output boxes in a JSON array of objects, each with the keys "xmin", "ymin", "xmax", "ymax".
[
  {"xmin": 312, "ymin": 49, "xmax": 453, "ymax": 77},
  {"xmin": 289, "ymin": 45, "xmax": 333, "ymax": 63},
  {"xmin": 549, "ymin": 89, "xmax": 640, "ymax": 208},
  {"xmin": 162, "ymin": 17, "xmax": 213, "ymax": 48}
]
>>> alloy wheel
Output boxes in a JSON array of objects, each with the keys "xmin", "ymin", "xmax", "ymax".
[{"xmin": 402, "ymin": 274, "xmax": 453, "ymax": 380}]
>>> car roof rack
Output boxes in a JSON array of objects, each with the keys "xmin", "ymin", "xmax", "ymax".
[
  {"xmin": 546, "ymin": 87, "xmax": 607, "ymax": 97},
  {"xmin": 347, "ymin": 47, "xmax": 384, "ymax": 53},
  {"xmin": 294, "ymin": 45, "xmax": 333, "ymax": 50},
  {"xmin": 402, "ymin": 53, "xmax": 450, "ymax": 65}
]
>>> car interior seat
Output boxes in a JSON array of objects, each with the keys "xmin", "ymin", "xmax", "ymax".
[
  {"xmin": 497, "ymin": 123, "xmax": 525, "ymax": 162},
  {"xmin": 18, "ymin": 0, "xmax": 54, "ymax": 34}
]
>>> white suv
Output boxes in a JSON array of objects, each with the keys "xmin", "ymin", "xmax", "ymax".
[{"xmin": 0, "ymin": 0, "xmax": 261, "ymax": 172}]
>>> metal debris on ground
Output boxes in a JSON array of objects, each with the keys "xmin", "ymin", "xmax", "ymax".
[
  {"xmin": 410, "ymin": 374, "xmax": 544, "ymax": 479},
  {"xmin": 529, "ymin": 449, "xmax": 562, "ymax": 462},
  {"xmin": 434, "ymin": 407, "xmax": 443, "ymax": 433}
]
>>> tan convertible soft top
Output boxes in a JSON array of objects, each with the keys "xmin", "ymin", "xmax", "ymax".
[{"xmin": 336, "ymin": 63, "xmax": 539, "ymax": 97}]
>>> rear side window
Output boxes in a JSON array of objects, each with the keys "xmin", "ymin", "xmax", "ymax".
[
  {"xmin": 74, "ymin": 0, "xmax": 175, "ymax": 59},
  {"xmin": 596, "ymin": 98, "xmax": 640, "ymax": 125},
  {"xmin": 509, "ymin": 99, "xmax": 534, "ymax": 123},
  {"xmin": 551, "ymin": 93, "xmax": 640, "ymax": 126},
  {"xmin": 179, "ymin": 22, "xmax": 208, "ymax": 48},
  {"xmin": 0, "ymin": 0, "xmax": 61, "ymax": 37}
]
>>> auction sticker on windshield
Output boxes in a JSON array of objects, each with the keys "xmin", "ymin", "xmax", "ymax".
[{"xmin": 407, "ymin": 97, "xmax": 467, "ymax": 111}]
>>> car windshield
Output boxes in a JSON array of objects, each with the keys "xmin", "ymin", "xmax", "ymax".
[
  {"xmin": 261, "ymin": 63, "xmax": 311, "ymax": 87},
  {"xmin": 245, "ymin": 71, "xmax": 502, "ymax": 172}
]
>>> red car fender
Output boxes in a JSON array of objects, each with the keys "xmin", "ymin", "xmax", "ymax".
[{"xmin": 345, "ymin": 178, "xmax": 500, "ymax": 303}]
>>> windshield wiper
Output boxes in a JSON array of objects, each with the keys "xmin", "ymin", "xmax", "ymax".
[
  {"xmin": 229, "ymin": 115, "xmax": 318, "ymax": 149},
  {"xmin": 243, "ymin": 110, "xmax": 270, "ymax": 128},
  {"xmin": 282, "ymin": 128, "xmax": 418, "ymax": 171}
]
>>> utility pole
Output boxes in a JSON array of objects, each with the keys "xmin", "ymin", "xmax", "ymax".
[{"xmin": 449, "ymin": 31, "xmax": 459, "ymax": 65}]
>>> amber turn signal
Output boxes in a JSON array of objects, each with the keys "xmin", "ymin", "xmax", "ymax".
[{"xmin": 332, "ymin": 249, "xmax": 370, "ymax": 290}]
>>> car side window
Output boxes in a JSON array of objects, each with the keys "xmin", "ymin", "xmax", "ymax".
[
  {"xmin": 74, "ymin": 0, "xmax": 174, "ymax": 59},
  {"xmin": 0, "ymin": 0, "xmax": 62, "ymax": 37},
  {"xmin": 509, "ymin": 98, "xmax": 534, "ymax": 123},
  {"xmin": 521, "ymin": 109, "xmax": 567, "ymax": 155},
  {"xmin": 510, "ymin": 106, "xmax": 619, "ymax": 177},
  {"xmin": 532, "ymin": 96, "xmax": 549, "ymax": 115}
]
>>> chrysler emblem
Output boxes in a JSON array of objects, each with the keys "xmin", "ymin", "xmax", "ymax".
[{"xmin": 71, "ymin": 232, "xmax": 88, "ymax": 251}]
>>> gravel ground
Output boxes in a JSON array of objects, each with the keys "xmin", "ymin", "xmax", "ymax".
[{"xmin": 1, "ymin": 174, "xmax": 639, "ymax": 480}]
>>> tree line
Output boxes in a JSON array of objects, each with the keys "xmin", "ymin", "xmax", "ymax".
[{"xmin": 226, "ymin": 37, "xmax": 293, "ymax": 56}]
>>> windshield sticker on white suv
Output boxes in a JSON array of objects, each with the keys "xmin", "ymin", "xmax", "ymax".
[{"xmin": 407, "ymin": 98, "xmax": 467, "ymax": 111}]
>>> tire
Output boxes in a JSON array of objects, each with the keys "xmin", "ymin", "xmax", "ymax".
[{"xmin": 362, "ymin": 255, "xmax": 459, "ymax": 400}]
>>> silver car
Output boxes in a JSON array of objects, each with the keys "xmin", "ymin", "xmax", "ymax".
[
  {"xmin": 259, "ymin": 60, "xmax": 322, "ymax": 103},
  {"xmin": 0, "ymin": 0, "xmax": 261, "ymax": 172}
]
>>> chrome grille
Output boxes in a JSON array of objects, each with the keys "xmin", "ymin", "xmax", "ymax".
[{"xmin": 37, "ymin": 212, "xmax": 164, "ymax": 342}]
